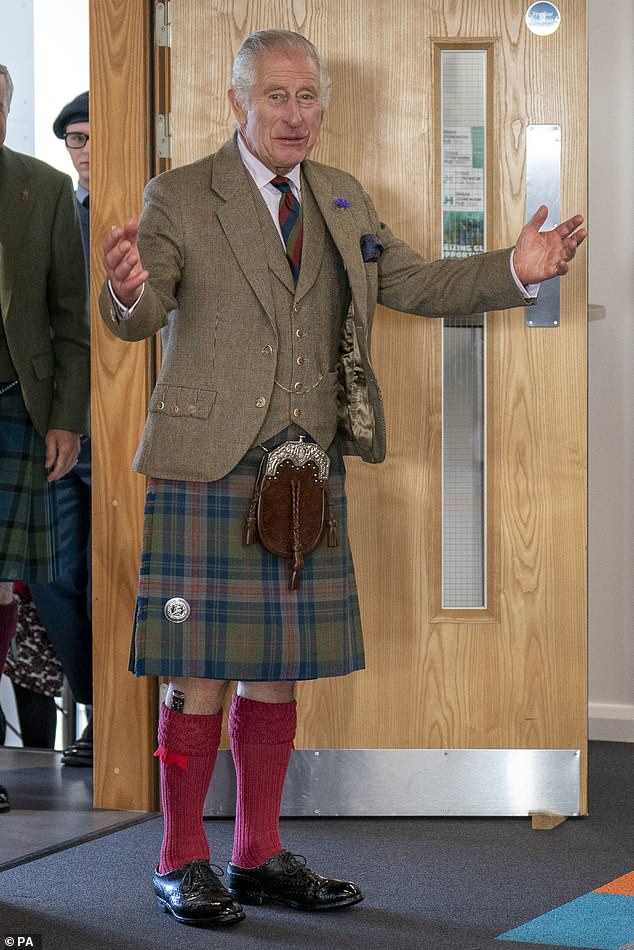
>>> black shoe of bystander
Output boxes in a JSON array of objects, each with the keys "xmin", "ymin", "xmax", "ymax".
[
  {"xmin": 0, "ymin": 783, "xmax": 10, "ymax": 812},
  {"xmin": 61, "ymin": 715, "xmax": 93, "ymax": 767}
]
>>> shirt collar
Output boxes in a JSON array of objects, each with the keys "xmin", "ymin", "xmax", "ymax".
[
  {"xmin": 76, "ymin": 183, "xmax": 89, "ymax": 205},
  {"xmin": 237, "ymin": 132, "xmax": 301, "ymax": 194}
]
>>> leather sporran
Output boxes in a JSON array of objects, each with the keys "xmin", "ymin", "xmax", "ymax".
[{"xmin": 243, "ymin": 438, "xmax": 338, "ymax": 590}]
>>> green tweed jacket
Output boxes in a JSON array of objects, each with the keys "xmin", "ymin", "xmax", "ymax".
[
  {"xmin": 100, "ymin": 135, "xmax": 529, "ymax": 482},
  {"xmin": 0, "ymin": 146, "xmax": 89, "ymax": 436}
]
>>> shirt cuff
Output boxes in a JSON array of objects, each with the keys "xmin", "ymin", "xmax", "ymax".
[
  {"xmin": 510, "ymin": 250, "xmax": 539, "ymax": 300},
  {"xmin": 108, "ymin": 281, "xmax": 145, "ymax": 318}
]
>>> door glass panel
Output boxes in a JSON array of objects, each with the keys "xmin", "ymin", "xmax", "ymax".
[{"xmin": 441, "ymin": 50, "xmax": 487, "ymax": 609}]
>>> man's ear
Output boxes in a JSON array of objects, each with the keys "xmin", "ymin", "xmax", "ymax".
[{"xmin": 228, "ymin": 88, "xmax": 247, "ymax": 126}]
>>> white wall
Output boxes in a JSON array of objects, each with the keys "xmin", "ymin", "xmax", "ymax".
[
  {"xmin": 0, "ymin": 0, "xmax": 34, "ymax": 153},
  {"xmin": 0, "ymin": 0, "xmax": 88, "ymax": 177},
  {"xmin": 588, "ymin": 0, "xmax": 634, "ymax": 740}
]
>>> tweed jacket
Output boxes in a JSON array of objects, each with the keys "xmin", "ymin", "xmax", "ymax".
[
  {"xmin": 100, "ymin": 135, "xmax": 529, "ymax": 482},
  {"xmin": 0, "ymin": 146, "xmax": 90, "ymax": 437}
]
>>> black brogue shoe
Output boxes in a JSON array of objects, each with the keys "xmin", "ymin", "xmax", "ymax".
[
  {"xmin": 153, "ymin": 860, "xmax": 245, "ymax": 926},
  {"xmin": 226, "ymin": 850, "xmax": 364, "ymax": 911}
]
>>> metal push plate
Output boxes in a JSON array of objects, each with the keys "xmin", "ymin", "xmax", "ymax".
[{"xmin": 525, "ymin": 124, "xmax": 561, "ymax": 328}]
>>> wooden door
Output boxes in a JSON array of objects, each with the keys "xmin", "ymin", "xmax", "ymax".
[{"xmin": 91, "ymin": 0, "xmax": 587, "ymax": 814}]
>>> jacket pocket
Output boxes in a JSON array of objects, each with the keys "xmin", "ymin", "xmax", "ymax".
[
  {"xmin": 31, "ymin": 350, "xmax": 55, "ymax": 381},
  {"xmin": 148, "ymin": 384, "xmax": 217, "ymax": 418}
]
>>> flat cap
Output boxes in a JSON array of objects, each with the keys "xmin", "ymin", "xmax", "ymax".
[{"xmin": 53, "ymin": 91, "xmax": 89, "ymax": 138}]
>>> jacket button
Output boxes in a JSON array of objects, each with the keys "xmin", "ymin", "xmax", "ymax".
[
  {"xmin": 293, "ymin": 303, "xmax": 302, "ymax": 313},
  {"xmin": 262, "ymin": 344, "xmax": 273, "ymax": 354},
  {"xmin": 293, "ymin": 408, "xmax": 302, "ymax": 418},
  {"xmin": 296, "ymin": 328, "xmax": 305, "ymax": 338},
  {"xmin": 294, "ymin": 382, "xmax": 303, "ymax": 392},
  {"xmin": 297, "ymin": 356, "xmax": 306, "ymax": 365},
  {"xmin": 255, "ymin": 397, "xmax": 266, "ymax": 408}
]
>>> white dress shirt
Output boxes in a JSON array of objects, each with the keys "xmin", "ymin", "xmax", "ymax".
[{"xmin": 236, "ymin": 132, "xmax": 301, "ymax": 245}]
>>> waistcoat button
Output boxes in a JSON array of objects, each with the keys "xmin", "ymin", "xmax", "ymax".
[
  {"xmin": 294, "ymin": 382, "xmax": 303, "ymax": 392},
  {"xmin": 297, "ymin": 356, "xmax": 306, "ymax": 365},
  {"xmin": 296, "ymin": 329, "xmax": 305, "ymax": 338}
]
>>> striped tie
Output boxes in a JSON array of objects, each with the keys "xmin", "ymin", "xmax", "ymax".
[{"xmin": 271, "ymin": 176, "xmax": 303, "ymax": 283}]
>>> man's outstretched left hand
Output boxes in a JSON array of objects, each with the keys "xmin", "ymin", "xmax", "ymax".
[{"xmin": 513, "ymin": 205, "xmax": 587, "ymax": 286}]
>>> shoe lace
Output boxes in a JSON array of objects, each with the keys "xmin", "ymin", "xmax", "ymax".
[
  {"xmin": 181, "ymin": 861, "xmax": 224, "ymax": 898},
  {"xmin": 279, "ymin": 851, "xmax": 316, "ymax": 884}
]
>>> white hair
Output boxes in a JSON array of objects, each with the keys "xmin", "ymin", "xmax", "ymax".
[
  {"xmin": 0, "ymin": 64, "xmax": 14, "ymax": 106},
  {"xmin": 231, "ymin": 30, "xmax": 331, "ymax": 109}
]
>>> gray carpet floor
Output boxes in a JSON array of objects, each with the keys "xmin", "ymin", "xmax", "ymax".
[
  {"xmin": 0, "ymin": 741, "xmax": 632, "ymax": 950},
  {"xmin": 0, "ymin": 747, "xmax": 150, "ymax": 871}
]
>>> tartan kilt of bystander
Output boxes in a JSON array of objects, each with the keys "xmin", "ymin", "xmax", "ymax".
[{"xmin": 0, "ymin": 384, "xmax": 58, "ymax": 584}]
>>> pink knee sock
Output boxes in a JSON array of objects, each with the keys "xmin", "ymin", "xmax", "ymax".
[
  {"xmin": 155, "ymin": 703, "xmax": 222, "ymax": 874},
  {"xmin": 229, "ymin": 694, "xmax": 297, "ymax": 869},
  {"xmin": 0, "ymin": 599, "xmax": 18, "ymax": 675}
]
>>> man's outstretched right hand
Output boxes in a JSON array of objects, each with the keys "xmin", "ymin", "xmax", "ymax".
[{"xmin": 103, "ymin": 219, "xmax": 150, "ymax": 308}]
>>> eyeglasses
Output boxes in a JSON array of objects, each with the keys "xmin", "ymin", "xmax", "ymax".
[{"xmin": 64, "ymin": 132, "xmax": 89, "ymax": 149}]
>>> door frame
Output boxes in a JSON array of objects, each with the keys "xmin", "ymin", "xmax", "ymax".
[{"xmin": 90, "ymin": 0, "xmax": 157, "ymax": 811}]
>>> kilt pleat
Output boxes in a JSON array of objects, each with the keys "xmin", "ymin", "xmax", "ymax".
[
  {"xmin": 0, "ymin": 385, "xmax": 58, "ymax": 584},
  {"xmin": 131, "ymin": 430, "xmax": 365, "ymax": 681}
]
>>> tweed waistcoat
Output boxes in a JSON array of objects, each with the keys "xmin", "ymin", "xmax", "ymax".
[{"xmin": 249, "ymin": 175, "xmax": 350, "ymax": 449}]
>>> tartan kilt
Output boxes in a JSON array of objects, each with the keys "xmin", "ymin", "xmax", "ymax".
[
  {"xmin": 131, "ymin": 429, "xmax": 365, "ymax": 681},
  {"xmin": 0, "ymin": 384, "xmax": 58, "ymax": 584}
]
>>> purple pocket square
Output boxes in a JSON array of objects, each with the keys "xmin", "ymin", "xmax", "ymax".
[{"xmin": 360, "ymin": 233, "xmax": 384, "ymax": 262}]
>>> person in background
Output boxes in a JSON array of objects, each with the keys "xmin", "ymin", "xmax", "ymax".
[
  {"xmin": 0, "ymin": 65, "xmax": 89, "ymax": 811},
  {"xmin": 3, "ymin": 583, "xmax": 63, "ymax": 749},
  {"xmin": 30, "ymin": 92, "xmax": 93, "ymax": 768}
]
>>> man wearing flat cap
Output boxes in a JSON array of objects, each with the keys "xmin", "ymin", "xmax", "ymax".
[
  {"xmin": 52, "ymin": 91, "xmax": 90, "ymax": 262},
  {"xmin": 0, "ymin": 66, "xmax": 89, "ymax": 811},
  {"xmin": 30, "ymin": 91, "xmax": 94, "ymax": 769}
]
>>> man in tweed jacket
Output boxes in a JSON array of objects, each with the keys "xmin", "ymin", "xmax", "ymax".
[{"xmin": 102, "ymin": 31, "xmax": 586, "ymax": 927}]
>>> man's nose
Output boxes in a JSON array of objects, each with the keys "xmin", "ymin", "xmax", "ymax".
[{"xmin": 282, "ymin": 99, "xmax": 303, "ymax": 125}]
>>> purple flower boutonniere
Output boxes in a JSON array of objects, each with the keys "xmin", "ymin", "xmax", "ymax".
[
  {"xmin": 360, "ymin": 233, "xmax": 384, "ymax": 263},
  {"xmin": 334, "ymin": 197, "xmax": 351, "ymax": 209}
]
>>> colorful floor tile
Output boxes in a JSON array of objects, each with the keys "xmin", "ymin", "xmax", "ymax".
[{"xmin": 497, "ymin": 872, "xmax": 634, "ymax": 950}]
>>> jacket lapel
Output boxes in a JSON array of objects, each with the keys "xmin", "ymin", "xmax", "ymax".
[
  {"xmin": 0, "ymin": 148, "xmax": 33, "ymax": 321},
  {"xmin": 212, "ymin": 138, "xmax": 278, "ymax": 329},
  {"xmin": 301, "ymin": 161, "xmax": 365, "ymax": 315}
]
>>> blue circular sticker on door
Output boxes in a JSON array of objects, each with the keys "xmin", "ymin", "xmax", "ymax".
[{"xmin": 525, "ymin": 2, "xmax": 561, "ymax": 36}]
